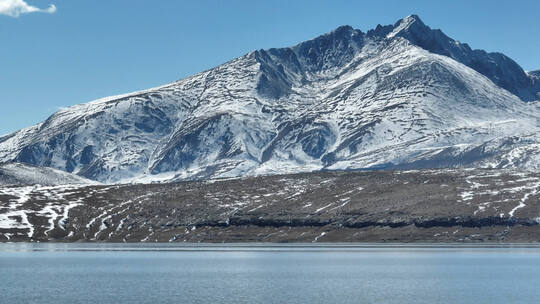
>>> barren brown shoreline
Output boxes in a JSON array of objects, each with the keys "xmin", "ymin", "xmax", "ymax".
[{"xmin": 1, "ymin": 169, "xmax": 539, "ymax": 243}]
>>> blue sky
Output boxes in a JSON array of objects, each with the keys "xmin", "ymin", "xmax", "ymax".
[{"xmin": 1, "ymin": 0, "xmax": 539, "ymax": 135}]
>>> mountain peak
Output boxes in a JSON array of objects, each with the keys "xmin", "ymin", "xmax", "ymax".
[
  {"xmin": 366, "ymin": 14, "xmax": 426, "ymax": 39},
  {"xmin": 404, "ymin": 14, "xmax": 422, "ymax": 22},
  {"xmin": 366, "ymin": 15, "xmax": 537, "ymax": 101},
  {"xmin": 396, "ymin": 14, "xmax": 425, "ymax": 27},
  {"xmin": 387, "ymin": 14, "xmax": 429, "ymax": 38},
  {"xmin": 331, "ymin": 25, "xmax": 355, "ymax": 34},
  {"xmin": 311, "ymin": 24, "xmax": 363, "ymax": 44},
  {"xmin": 1, "ymin": 16, "xmax": 539, "ymax": 183}
]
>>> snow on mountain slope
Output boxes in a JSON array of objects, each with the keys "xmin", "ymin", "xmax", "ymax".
[
  {"xmin": 0, "ymin": 15, "xmax": 539, "ymax": 183},
  {"xmin": 369, "ymin": 15, "xmax": 540, "ymax": 102},
  {"xmin": 0, "ymin": 162, "xmax": 100, "ymax": 186}
]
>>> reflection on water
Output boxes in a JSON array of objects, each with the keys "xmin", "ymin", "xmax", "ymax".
[{"xmin": 1, "ymin": 243, "xmax": 540, "ymax": 304}]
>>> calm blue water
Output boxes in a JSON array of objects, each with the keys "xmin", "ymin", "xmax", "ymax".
[{"xmin": 1, "ymin": 243, "xmax": 540, "ymax": 304}]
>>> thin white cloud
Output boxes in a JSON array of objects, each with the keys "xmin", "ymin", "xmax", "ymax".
[{"xmin": 0, "ymin": 0, "xmax": 56, "ymax": 17}]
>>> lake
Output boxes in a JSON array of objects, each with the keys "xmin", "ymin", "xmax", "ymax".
[{"xmin": 1, "ymin": 243, "xmax": 540, "ymax": 304}]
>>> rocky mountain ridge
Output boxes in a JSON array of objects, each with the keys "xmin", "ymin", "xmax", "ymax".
[
  {"xmin": 0, "ymin": 15, "xmax": 538, "ymax": 183},
  {"xmin": 368, "ymin": 15, "xmax": 540, "ymax": 102}
]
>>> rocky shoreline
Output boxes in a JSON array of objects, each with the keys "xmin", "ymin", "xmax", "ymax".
[{"xmin": 1, "ymin": 169, "xmax": 539, "ymax": 243}]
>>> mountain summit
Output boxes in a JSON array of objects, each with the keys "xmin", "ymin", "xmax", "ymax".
[
  {"xmin": 1, "ymin": 16, "xmax": 539, "ymax": 183},
  {"xmin": 368, "ymin": 15, "xmax": 540, "ymax": 101}
]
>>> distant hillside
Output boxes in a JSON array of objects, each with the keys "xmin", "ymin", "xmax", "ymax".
[{"xmin": 0, "ymin": 162, "xmax": 99, "ymax": 186}]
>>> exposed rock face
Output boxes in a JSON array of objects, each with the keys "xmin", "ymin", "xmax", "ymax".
[
  {"xmin": 0, "ymin": 16, "xmax": 539, "ymax": 184},
  {"xmin": 530, "ymin": 70, "xmax": 540, "ymax": 81},
  {"xmin": 1, "ymin": 169, "xmax": 539, "ymax": 243}
]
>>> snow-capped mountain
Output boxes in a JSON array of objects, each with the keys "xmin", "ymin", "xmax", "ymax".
[
  {"xmin": 0, "ymin": 15, "xmax": 539, "ymax": 183},
  {"xmin": 368, "ymin": 15, "xmax": 540, "ymax": 102}
]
